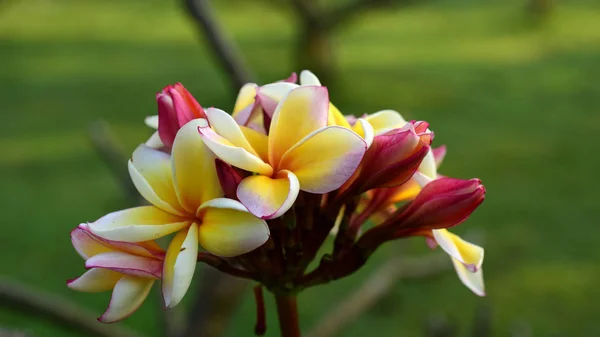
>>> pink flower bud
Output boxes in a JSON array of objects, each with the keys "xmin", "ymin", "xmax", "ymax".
[
  {"xmin": 392, "ymin": 178, "xmax": 485, "ymax": 233},
  {"xmin": 157, "ymin": 83, "xmax": 205, "ymax": 148}
]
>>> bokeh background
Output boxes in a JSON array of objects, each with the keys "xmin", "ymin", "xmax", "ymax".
[{"xmin": 1, "ymin": 0, "xmax": 599, "ymax": 336}]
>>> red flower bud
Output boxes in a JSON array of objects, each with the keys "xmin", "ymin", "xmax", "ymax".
[{"xmin": 157, "ymin": 83, "xmax": 205, "ymax": 148}]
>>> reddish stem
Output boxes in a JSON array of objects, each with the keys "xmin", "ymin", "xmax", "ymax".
[
  {"xmin": 274, "ymin": 293, "xmax": 301, "ymax": 337},
  {"xmin": 253, "ymin": 285, "xmax": 267, "ymax": 336}
]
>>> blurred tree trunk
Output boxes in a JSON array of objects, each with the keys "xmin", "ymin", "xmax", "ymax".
[{"xmin": 296, "ymin": 22, "xmax": 335, "ymax": 85}]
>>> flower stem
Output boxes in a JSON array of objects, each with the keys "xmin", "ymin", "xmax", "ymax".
[{"xmin": 274, "ymin": 293, "xmax": 301, "ymax": 337}]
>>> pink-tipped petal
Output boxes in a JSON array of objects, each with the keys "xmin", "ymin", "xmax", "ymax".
[
  {"xmin": 162, "ymin": 223, "xmax": 199, "ymax": 308},
  {"xmin": 268, "ymin": 86, "xmax": 329, "ymax": 168},
  {"xmin": 236, "ymin": 170, "xmax": 300, "ymax": 219},
  {"xmin": 281, "ymin": 72, "xmax": 298, "ymax": 83},
  {"xmin": 278, "ymin": 126, "xmax": 366, "ymax": 193},
  {"xmin": 67, "ymin": 268, "xmax": 122, "ymax": 293},
  {"xmin": 198, "ymin": 198, "xmax": 270, "ymax": 257},
  {"xmin": 172, "ymin": 119, "xmax": 223, "ymax": 213},
  {"xmin": 71, "ymin": 227, "xmax": 113, "ymax": 259},
  {"xmin": 85, "ymin": 252, "xmax": 163, "ymax": 279},
  {"xmin": 98, "ymin": 276, "xmax": 154, "ymax": 323},
  {"xmin": 199, "ymin": 119, "xmax": 274, "ymax": 176},
  {"xmin": 169, "ymin": 83, "xmax": 205, "ymax": 125},
  {"xmin": 87, "ymin": 206, "xmax": 189, "ymax": 242},
  {"xmin": 128, "ymin": 144, "xmax": 186, "ymax": 215}
]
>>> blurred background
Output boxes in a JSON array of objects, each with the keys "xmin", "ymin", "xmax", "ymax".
[{"xmin": 1, "ymin": 0, "xmax": 599, "ymax": 336}]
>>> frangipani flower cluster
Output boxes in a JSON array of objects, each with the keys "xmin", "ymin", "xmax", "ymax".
[{"xmin": 68, "ymin": 70, "xmax": 486, "ymax": 324}]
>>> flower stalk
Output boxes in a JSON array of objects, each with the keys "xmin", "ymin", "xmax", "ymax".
[{"xmin": 275, "ymin": 293, "xmax": 301, "ymax": 337}]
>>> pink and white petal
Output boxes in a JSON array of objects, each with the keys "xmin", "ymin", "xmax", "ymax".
[
  {"xmin": 85, "ymin": 252, "xmax": 163, "ymax": 279},
  {"xmin": 268, "ymin": 86, "xmax": 329, "ymax": 167},
  {"xmin": 162, "ymin": 223, "xmax": 198, "ymax": 308},
  {"xmin": 205, "ymin": 108, "xmax": 260, "ymax": 157},
  {"xmin": 145, "ymin": 131, "xmax": 164, "ymax": 149},
  {"xmin": 87, "ymin": 206, "xmax": 189, "ymax": 242},
  {"xmin": 98, "ymin": 276, "xmax": 154, "ymax": 323},
  {"xmin": 299, "ymin": 70, "xmax": 321, "ymax": 86},
  {"xmin": 236, "ymin": 171, "xmax": 299, "ymax": 219},
  {"xmin": 172, "ymin": 119, "xmax": 223, "ymax": 213},
  {"xmin": 199, "ymin": 120, "xmax": 273, "ymax": 175},
  {"xmin": 144, "ymin": 115, "xmax": 159, "ymax": 129},
  {"xmin": 351, "ymin": 118, "xmax": 374, "ymax": 148},
  {"xmin": 452, "ymin": 258, "xmax": 485, "ymax": 296},
  {"xmin": 433, "ymin": 229, "xmax": 484, "ymax": 271},
  {"xmin": 71, "ymin": 227, "xmax": 113, "ymax": 259},
  {"xmin": 129, "ymin": 144, "xmax": 186, "ymax": 215},
  {"xmin": 278, "ymin": 126, "xmax": 366, "ymax": 193},
  {"xmin": 198, "ymin": 200, "xmax": 269, "ymax": 257},
  {"xmin": 432, "ymin": 145, "xmax": 447, "ymax": 168},
  {"xmin": 365, "ymin": 110, "xmax": 407, "ymax": 134},
  {"xmin": 233, "ymin": 83, "xmax": 258, "ymax": 114},
  {"xmin": 91, "ymin": 236, "xmax": 166, "ymax": 259},
  {"xmin": 67, "ymin": 268, "xmax": 122, "ymax": 293}
]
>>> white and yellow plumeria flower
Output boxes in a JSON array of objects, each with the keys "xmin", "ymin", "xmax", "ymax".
[
  {"xmin": 200, "ymin": 86, "xmax": 367, "ymax": 219},
  {"xmin": 86, "ymin": 120, "xmax": 269, "ymax": 308}
]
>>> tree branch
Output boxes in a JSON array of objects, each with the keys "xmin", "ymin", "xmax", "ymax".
[
  {"xmin": 88, "ymin": 121, "xmax": 139, "ymax": 204},
  {"xmin": 325, "ymin": 0, "xmax": 409, "ymax": 30},
  {"xmin": 183, "ymin": 0, "xmax": 254, "ymax": 91},
  {"xmin": 0, "ymin": 279, "xmax": 145, "ymax": 337},
  {"xmin": 306, "ymin": 254, "xmax": 450, "ymax": 337}
]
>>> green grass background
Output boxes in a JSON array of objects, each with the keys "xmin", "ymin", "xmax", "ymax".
[{"xmin": 1, "ymin": 0, "xmax": 599, "ymax": 336}]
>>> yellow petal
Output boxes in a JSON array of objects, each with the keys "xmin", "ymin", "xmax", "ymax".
[
  {"xmin": 129, "ymin": 144, "xmax": 186, "ymax": 215},
  {"xmin": 71, "ymin": 227, "xmax": 114, "ymax": 259},
  {"xmin": 364, "ymin": 109, "xmax": 407, "ymax": 135},
  {"xmin": 172, "ymin": 119, "xmax": 223, "ymax": 213},
  {"xmin": 162, "ymin": 223, "xmax": 199, "ymax": 308},
  {"xmin": 98, "ymin": 276, "xmax": 154, "ymax": 323},
  {"xmin": 433, "ymin": 229, "xmax": 484, "ymax": 270},
  {"xmin": 452, "ymin": 258, "xmax": 485, "ymax": 296},
  {"xmin": 268, "ymin": 86, "xmax": 329, "ymax": 168},
  {"xmin": 327, "ymin": 103, "xmax": 351, "ymax": 128},
  {"xmin": 351, "ymin": 118, "xmax": 374, "ymax": 148},
  {"xmin": 278, "ymin": 126, "xmax": 366, "ymax": 193},
  {"xmin": 87, "ymin": 206, "xmax": 190, "ymax": 242},
  {"xmin": 199, "ymin": 119, "xmax": 273, "ymax": 175},
  {"xmin": 198, "ymin": 198, "xmax": 270, "ymax": 257},
  {"xmin": 389, "ymin": 179, "xmax": 421, "ymax": 203},
  {"xmin": 240, "ymin": 125, "xmax": 268, "ymax": 162},
  {"xmin": 67, "ymin": 268, "xmax": 122, "ymax": 293},
  {"xmin": 206, "ymin": 108, "xmax": 261, "ymax": 157},
  {"xmin": 236, "ymin": 170, "xmax": 300, "ymax": 219},
  {"xmin": 233, "ymin": 83, "xmax": 258, "ymax": 114}
]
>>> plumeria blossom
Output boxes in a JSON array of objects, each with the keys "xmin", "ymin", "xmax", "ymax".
[
  {"xmin": 199, "ymin": 86, "xmax": 367, "ymax": 219},
  {"xmin": 84, "ymin": 119, "xmax": 269, "ymax": 308},
  {"xmin": 68, "ymin": 226, "xmax": 165, "ymax": 322},
  {"xmin": 69, "ymin": 72, "xmax": 487, "ymax": 328}
]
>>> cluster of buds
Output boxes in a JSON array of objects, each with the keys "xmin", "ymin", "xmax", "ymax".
[{"xmin": 68, "ymin": 71, "xmax": 486, "ymax": 323}]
